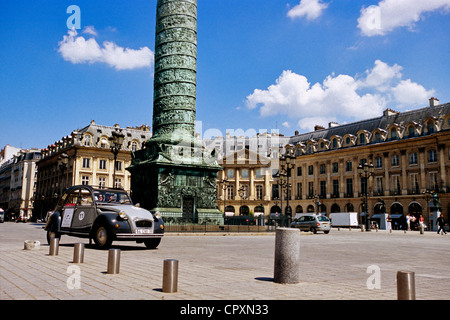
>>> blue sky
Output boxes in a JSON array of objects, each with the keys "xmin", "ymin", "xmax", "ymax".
[{"xmin": 1, "ymin": 0, "xmax": 449, "ymax": 150}]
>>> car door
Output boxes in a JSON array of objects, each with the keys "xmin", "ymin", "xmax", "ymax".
[
  {"xmin": 298, "ymin": 216, "xmax": 307, "ymax": 230},
  {"xmin": 60, "ymin": 188, "xmax": 80, "ymax": 231},
  {"xmin": 71, "ymin": 188, "xmax": 96, "ymax": 233}
]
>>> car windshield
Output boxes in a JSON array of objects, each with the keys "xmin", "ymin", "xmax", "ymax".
[
  {"xmin": 317, "ymin": 216, "xmax": 330, "ymax": 221},
  {"xmin": 94, "ymin": 190, "xmax": 132, "ymax": 205}
]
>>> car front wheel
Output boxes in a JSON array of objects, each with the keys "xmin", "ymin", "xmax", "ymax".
[
  {"xmin": 94, "ymin": 226, "xmax": 113, "ymax": 249},
  {"xmin": 144, "ymin": 238, "xmax": 161, "ymax": 249}
]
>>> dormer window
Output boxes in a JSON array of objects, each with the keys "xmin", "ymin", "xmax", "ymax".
[
  {"xmin": 391, "ymin": 128, "xmax": 397, "ymax": 139},
  {"xmin": 408, "ymin": 126, "xmax": 415, "ymax": 138},
  {"xmin": 359, "ymin": 133, "xmax": 366, "ymax": 144},
  {"xmin": 84, "ymin": 135, "xmax": 91, "ymax": 146}
]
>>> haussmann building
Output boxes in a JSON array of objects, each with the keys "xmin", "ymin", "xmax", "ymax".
[{"xmin": 285, "ymin": 98, "xmax": 449, "ymax": 231}]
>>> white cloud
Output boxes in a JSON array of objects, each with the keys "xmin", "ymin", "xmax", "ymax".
[
  {"xmin": 245, "ymin": 60, "xmax": 434, "ymax": 132},
  {"xmin": 58, "ymin": 28, "xmax": 154, "ymax": 71},
  {"xmin": 287, "ymin": 0, "xmax": 329, "ymax": 21},
  {"xmin": 358, "ymin": 0, "xmax": 450, "ymax": 36},
  {"xmin": 82, "ymin": 26, "xmax": 98, "ymax": 36},
  {"xmin": 392, "ymin": 79, "xmax": 435, "ymax": 106}
]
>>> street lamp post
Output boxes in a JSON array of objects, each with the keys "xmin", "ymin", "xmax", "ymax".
[
  {"xmin": 220, "ymin": 179, "xmax": 229, "ymax": 216},
  {"xmin": 357, "ymin": 162, "xmax": 374, "ymax": 231},
  {"xmin": 278, "ymin": 150, "xmax": 295, "ymax": 225},
  {"xmin": 423, "ymin": 189, "xmax": 440, "ymax": 230},
  {"xmin": 238, "ymin": 185, "xmax": 248, "ymax": 215},
  {"xmin": 109, "ymin": 128, "xmax": 125, "ymax": 188},
  {"xmin": 275, "ymin": 171, "xmax": 286, "ymax": 218},
  {"xmin": 57, "ymin": 153, "xmax": 69, "ymax": 194},
  {"xmin": 313, "ymin": 194, "xmax": 321, "ymax": 213}
]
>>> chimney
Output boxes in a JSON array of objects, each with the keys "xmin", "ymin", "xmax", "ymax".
[
  {"xmin": 429, "ymin": 97, "xmax": 439, "ymax": 107},
  {"xmin": 328, "ymin": 122, "xmax": 339, "ymax": 128},
  {"xmin": 314, "ymin": 125, "xmax": 325, "ymax": 131},
  {"xmin": 383, "ymin": 108, "xmax": 399, "ymax": 117}
]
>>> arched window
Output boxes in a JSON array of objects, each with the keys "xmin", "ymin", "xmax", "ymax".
[
  {"xmin": 345, "ymin": 203, "xmax": 354, "ymax": 212},
  {"xmin": 254, "ymin": 206, "xmax": 264, "ymax": 214},
  {"xmin": 331, "ymin": 203, "xmax": 340, "ymax": 213},
  {"xmin": 270, "ymin": 205, "xmax": 281, "ymax": 214},
  {"xmin": 225, "ymin": 206, "xmax": 235, "ymax": 216},
  {"xmin": 239, "ymin": 205, "xmax": 250, "ymax": 216}
]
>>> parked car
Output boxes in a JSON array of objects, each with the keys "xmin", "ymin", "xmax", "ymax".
[
  {"xmin": 290, "ymin": 214, "xmax": 331, "ymax": 234},
  {"xmin": 0, "ymin": 209, "xmax": 4, "ymax": 223},
  {"xmin": 45, "ymin": 185, "xmax": 164, "ymax": 249}
]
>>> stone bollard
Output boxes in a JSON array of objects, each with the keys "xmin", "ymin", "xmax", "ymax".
[
  {"xmin": 49, "ymin": 238, "xmax": 59, "ymax": 256},
  {"xmin": 24, "ymin": 240, "xmax": 40, "ymax": 250},
  {"xmin": 397, "ymin": 271, "xmax": 416, "ymax": 300},
  {"xmin": 162, "ymin": 259, "xmax": 179, "ymax": 293},
  {"xmin": 273, "ymin": 228, "xmax": 300, "ymax": 284},
  {"xmin": 419, "ymin": 226, "xmax": 424, "ymax": 235},
  {"xmin": 107, "ymin": 249, "xmax": 121, "ymax": 274},
  {"xmin": 73, "ymin": 243, "xmax": 85, "ymax": 264}
]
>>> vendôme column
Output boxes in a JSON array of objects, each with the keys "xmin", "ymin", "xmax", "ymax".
[
  {"xmin": 152, "ymin": 0, "xmax": 197, "ymax": 142},
  {"xmin": 128, "ymin": 0, "xmax": 223, "ymax": 225}
]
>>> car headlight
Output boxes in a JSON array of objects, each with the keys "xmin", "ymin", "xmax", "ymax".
[{"xmin": 119, "ymin": 211, "xmax": 128, "ymax": 220}]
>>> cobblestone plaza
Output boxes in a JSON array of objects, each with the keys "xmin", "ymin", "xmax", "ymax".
[{"xmin": 1, "ymin": 222, "xmax": 449, "ymax": 301}]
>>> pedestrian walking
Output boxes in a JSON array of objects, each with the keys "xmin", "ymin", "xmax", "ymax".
[
  {"xmin": 386, "ymin": 213, "xmax": 392, "ymax": 232},
  {"xmin": 419, "ymin": 215, "xmax": 425, "ymax": 229},
  {"xmin": 436, "ymin": 213, "xmax": 447, "ymax": 235},
  {"xmin": 406, "ymin": 213, "xmax": 412, "ymax": 231}
]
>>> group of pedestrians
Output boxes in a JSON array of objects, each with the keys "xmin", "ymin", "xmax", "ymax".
[{"xmin": 385, "ymin": 213, "xmax": 447, "ymax": 234}]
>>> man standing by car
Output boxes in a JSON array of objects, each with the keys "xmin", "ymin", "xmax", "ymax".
[{"xmin": 436, "ymin": 213, "xmax": 447, "ymax": 235}]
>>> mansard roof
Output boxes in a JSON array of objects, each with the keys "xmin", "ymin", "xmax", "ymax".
[{"xmin": 289, "ymin": 102, "xmax": 450, "ymax": 146}]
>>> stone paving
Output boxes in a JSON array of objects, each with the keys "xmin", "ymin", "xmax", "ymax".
[{"xmin": 1, "ymin": 222, "xmax": 450, "ymax": 301}]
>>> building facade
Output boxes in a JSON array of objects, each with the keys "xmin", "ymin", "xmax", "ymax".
[
  {"xmin": 287, "ymin": 98, "xmax": 450, "ymax": 230},
  {"xmin": 209, "ymin": 132, "xmax": 289, "ymax": 217},
  {"xmin": 0, "ymin": 148, "xmax": 42, "ymax": 220},
  {"xmin": 33, "ymin": 121, "xmax": 152, "ymax": 220}
]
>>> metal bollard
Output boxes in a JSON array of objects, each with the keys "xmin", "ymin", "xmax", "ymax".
[
  {"xmin": 162, "ymin": 259, "xmax": 179, "ymax": 293},
  {"xmin": 107, "ymin": 249, "xmax": 121, "ymax": 274},
  {"xmin": 419, "ymin": 226, "xmax": 424, "ymax": 235},
  {"xmin": 73, "ymin": 243, "xmax": 85, "ymax": 264},
  {"xmin": 397, "ymin": 271, "xmax": 416, "ymax": 300},
  {"xmin": 273, "ymin": 228, "xmax": 300, "ymax": 284},
  {"xmin": 49, "ymin": 238, "xmax": 59, "ymax": 256}
]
